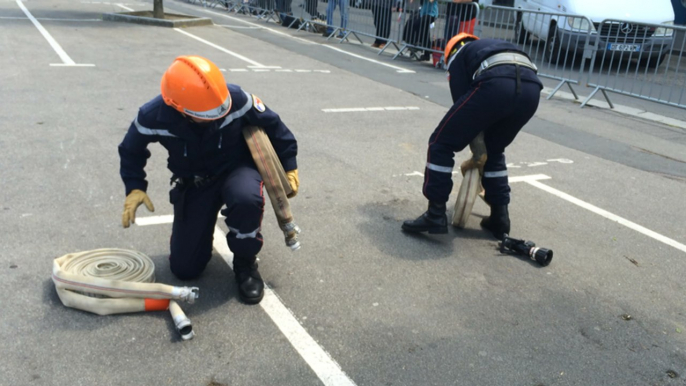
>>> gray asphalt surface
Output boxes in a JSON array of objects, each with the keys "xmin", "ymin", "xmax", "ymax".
[{"xmin": 1, "ymin": 0, "xmax": 686, "ymax": 385}]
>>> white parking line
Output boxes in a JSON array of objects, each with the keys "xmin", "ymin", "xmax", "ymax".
[
  {"xmin": 115, "ymin": 3, "xmax": 134, "ymax": 11},
  {"xmin": 518, "ymin": 174, "xmax": 686, "ymax": 254},
  {"xmin": 323, "ymin": 106, "xmax": 420, "ymax": 112},
  {"xmin": 174, "ymin": 28, "xmax": 271, "ymax": 68},
  {"xmin": 190, "ymin": 8, "xmax": 416, "ymax": 74},
  {"xmin": 0, "ymin": 16, "xmax": 101, "ymax": 21},
  {"xmin": 15, "ymin": 0, "xmax": 95, "ymax": 66},
  {"xmin": 222, "ymin": 68, "xmax": 330, "ymax": 73},
  {"xmin": 400, "ymin": 173, "xmax": 685, "ymax": 254},
  {"xmin": 135, "ymin": 216, "xmax": 357, "ymax": 386},
  {"xmin": 211, "ymin": 227, "xmax": 357, "ymax": 386},
  {"xmin": 134, "ymin": 215, "xmax": 174, "ymax": 226}
]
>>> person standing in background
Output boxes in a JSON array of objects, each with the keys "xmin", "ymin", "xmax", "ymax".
[
  {"xmin": 324, "ymin": 0, "xmax": 349, "ymax": 37},
  {"xmin": 444, "ymin": 0, "xmax": 478, "ymax": 39},
  {"xmin": 417, "ymin": 0, "xmax": 438, "ymax": 60},
  {"xmin": 305, "ymin": 0, "xmax": 326, "ymax": 21},
  {"xmin": 371, "ymin": 0, "xmax": 394, "ymax": 48}
]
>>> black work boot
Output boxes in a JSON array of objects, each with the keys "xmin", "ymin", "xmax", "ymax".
[
  {"xmin": 480, "ymin": 205, "xmax": 510, "ymax": 240},
  {"xmin": 402, "ymin": 201, "xmax": 448, "ymax": 234},
  {"xmin": 234, "ymin": 262, "xmax": 264, "ymax": 305}
]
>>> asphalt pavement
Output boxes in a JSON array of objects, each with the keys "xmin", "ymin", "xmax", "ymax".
[{"xmin": 1, "ymin": 1, "xmax": 685, "ymax": 385}]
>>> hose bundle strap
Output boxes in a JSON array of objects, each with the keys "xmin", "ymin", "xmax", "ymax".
[
  {"xmin": 52, "ymin": 248, "xmax": 198, "ymax": 340},
  {"xmin": 243, "ymin": 126, "xmax": 301, "ymax": 250}
]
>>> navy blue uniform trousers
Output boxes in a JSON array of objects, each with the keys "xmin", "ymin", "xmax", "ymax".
[
  {"xmin": 423, "ymin": 76, "xmax": 540, "ymax": 206},
  {"xmin": 169, "ymin": 163, "xmax": 264, "ymax": 280}
]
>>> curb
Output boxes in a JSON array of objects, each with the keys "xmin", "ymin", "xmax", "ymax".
[
  {"xmin": 102, "ymin": 11, "xmax": 213, "ymax": 28},
  {"xmin": 542, "ymin": 87, "xmax": 686, "ymax": 130}
]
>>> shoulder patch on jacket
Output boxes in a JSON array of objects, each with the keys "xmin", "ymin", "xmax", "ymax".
[{"xmin": 252, "ymin": 94, "xmax": 266, "ymax": 113}]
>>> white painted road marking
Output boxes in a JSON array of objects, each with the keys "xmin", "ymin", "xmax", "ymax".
[
  {"xmin": 221, "ymin": 68, "xmax": 331, "ymax": 73},
  {"xmin": 134, "ymin": 215, "xmax": 175, "ymax": 226},
  {"xmin": 15, "ymin": 0, "xmax": 95, "ymax": 67},
  {"xmin": 519, "ymin": 175, "xmax": 686, "ymax": 254},
  {"xmin": 135, "ymin": 216, "xmax": 358, "ymax": 386},
  {"xmin": 174, "ymin": 28, "xmax": 272, "ymax": 68},
  {"xmin": 0, "ymin": 16, "xmax": 101, "ymax": 21},
  {"xmin": 211, "ymin": 227, "xmax": 357, "ymax": 386},
  {"xmin": 323, "ymin": 106, "xmax": 420, "ymax": 112},
  {"xmin": 189, "ymin": 7, "xmax": 416, "ymax": 73},
  {"xmin": 115, "ymin": 3, "xmax": 134, "ymax": 11},
  {"xmin": 508, "ymin": 159, "xmax": 573, "ymax": 169},
  {"xmin": 399, "ymin": 173, "xmax": 685, "ymax": 254},
  {"xmin": 508, "ymin": 174, "xmax": 551, "ymax": 183}
]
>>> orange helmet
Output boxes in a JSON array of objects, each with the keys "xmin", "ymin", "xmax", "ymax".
[
  {"xmin": 444, "ymin": 33, "xmax": 479, "ymax": 65},
  {"xmin": 161, "ymin": 56, "xmax": 231, "ymax": 120}
]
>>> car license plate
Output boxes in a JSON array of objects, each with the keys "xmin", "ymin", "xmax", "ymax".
[{"xmin": 607, "ymin": 43, "xmax": 641, "ymax": 52}]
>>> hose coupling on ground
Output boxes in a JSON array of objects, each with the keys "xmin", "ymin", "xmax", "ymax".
[
  {"xmin": 282, "ymin": 222, "xmax": 302, "ymax": 251},
  {"xmin": 169, "ymin": 300, "xmax": 195, "ymax": 341},
  {"xmin": 175, "ymin": 286, "xmax": 200, "ymax": 303}
]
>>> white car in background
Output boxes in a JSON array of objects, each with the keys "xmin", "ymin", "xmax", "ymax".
[{"xmin": 514, "ymin": 0, "xmax": 676, "ymax": 67}]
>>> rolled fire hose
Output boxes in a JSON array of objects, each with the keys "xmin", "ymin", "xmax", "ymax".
[
  {"xmin": 452, "ymin": 132, "xmax": 487, "ymax": 228},
  {"xmin": 243, "ymin": 126, "xmax": 301, "ymax": 250},
  {"xmin": 52, "ymin": 248, "xmax": 199, "ymax": 340}
]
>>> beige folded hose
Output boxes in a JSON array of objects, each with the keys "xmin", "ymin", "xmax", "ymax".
[
  {"xmin": 243, "ymin": 126, "xmax": 301, "ymax": 250},
  {"xmin": 452, "ymin": 132, "xmax": 488, "ymax": 227},
  {"xmin": 52, "ymin": 248, "xmax": 198, "ymax": 340}
]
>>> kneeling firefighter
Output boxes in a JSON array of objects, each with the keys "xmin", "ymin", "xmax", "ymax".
[
  {"xmin": 119, "ymin": 56, "xmax": 299, "ymax": 304},
  {"xmin": 402, "ymin": 33, "xmax": 542, "ymax": 240}
]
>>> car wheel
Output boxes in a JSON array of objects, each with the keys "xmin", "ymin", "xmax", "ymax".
[
  {"xmin": 544, "ymin": 23, "xmax": 563, "ymax": 64},
  {"xmin": 515, "ymin": 12, "xmax": 529, "ymax": 45},
  {"xmin": 641, "ymin": 53, "xmax": 666, "ymax": 69}
]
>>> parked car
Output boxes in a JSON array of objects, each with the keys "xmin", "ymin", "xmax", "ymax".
[{"xmin": 514, "ymin": 0, "xmax": 676, "ymax": 67}]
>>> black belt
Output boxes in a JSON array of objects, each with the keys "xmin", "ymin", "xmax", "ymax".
[
  {"xmin": 169, "ymin": 172, "xmax": 226, "ymax": 222},
  {"xmin": 171, "ymin": 172, "xmax": 226, "ymax": 189}
]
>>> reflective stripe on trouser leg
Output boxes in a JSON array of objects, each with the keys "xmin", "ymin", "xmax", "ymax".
[
  {"xmin": 482, "ymin": 152, "xmax": 510, "ymax": 206},
  {"xmin": 423, "ymin": 142, "xmax": 456, "ymax": 204},
  {"xmin": 422, "ymin": 85, "xmax": 492, "ymax": 203},
  {"xmin": 220, "ymin": 164, "xmax": 265, "ymax": 269}
]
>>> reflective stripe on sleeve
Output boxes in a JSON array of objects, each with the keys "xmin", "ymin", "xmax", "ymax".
[
  {"xmin": 426, "ymin": 163, "xmax": 453, "ymax": 173},
  {"xmin": 219, "ymin": 91, "xmax": 254, "ymax": 130},
  {"xmin": 483, "ymin": 170, "xmax": 508, "ymax": 178},
  {"xmin": 134, "ymin": 117, "xmax": 178, "ymax": 137}
]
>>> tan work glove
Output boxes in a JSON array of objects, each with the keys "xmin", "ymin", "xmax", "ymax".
[
  {"xmin": 460, "ymin": 153, "xmax": 487, "ymax": 176},
  {"xmin": 122, "ymin": 189, "xmax": 155, "ymax": 228},
  {"xmin": 286, "ymin": 169, "xmax": 299, "ymax": 198}
]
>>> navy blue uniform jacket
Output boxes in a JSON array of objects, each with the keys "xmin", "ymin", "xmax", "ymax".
[
  {"xmin": 447, "ymin": 38, "xmax": 543, "ymax": 102},
  {"xmin": 118, "ymin": 84, "xmax": 298, "ymax": 195}
]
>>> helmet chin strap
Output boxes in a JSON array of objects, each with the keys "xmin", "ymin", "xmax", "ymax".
[{"xmin": 447, "ymin": 41, "xmax": 471, "ymax": 69}]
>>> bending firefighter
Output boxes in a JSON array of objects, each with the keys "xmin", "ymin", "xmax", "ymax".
[
  {"xmin": 119, "ymin": 56, "xmax": 299, "ymax": 305},
  {"xmin": 402, "ymin": 33, "xmax": 542, "ymax": 240}
]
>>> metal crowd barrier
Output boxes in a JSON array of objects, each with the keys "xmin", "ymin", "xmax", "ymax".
[
  {"xmin": 583, "ymin": 20, "xmax": 686, "ymax": 109},
  {"xmin": 179, "ymin": 0, "xmax": 686, "ymax": 110},
  {"xmin": 476, "ymin": 6, "xmax": 592, "ymax": 100},
  {"xmin": 390, "ymin": 1, "xmax": 479, "ymax": 62}
]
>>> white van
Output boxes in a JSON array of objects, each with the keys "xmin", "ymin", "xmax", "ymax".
[{"xmin": 513, "ymin": 0, "xmax": 676, "ymax": 67}]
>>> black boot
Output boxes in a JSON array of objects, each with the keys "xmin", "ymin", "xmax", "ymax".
[
  {"xmin": 402, "ymin": 201, "xmax": 448, "ymax": 234},
  {"xmin": 480, "ymin": 205, "xmax": 510, "ymax": 240},
  {"xmin": 234, "ymin": 262, "xmax": 264, "ymax": 304}
]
